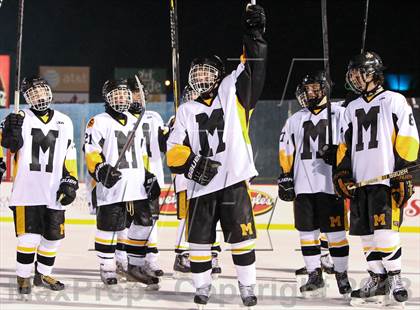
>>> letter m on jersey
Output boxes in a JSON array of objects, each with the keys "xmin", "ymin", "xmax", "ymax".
[
  {"xmin": 355, "ymin": 106, "xmax": 380, "ymax": 151},
  {"xmin": 30, "ymin": 128, "xmax": 59, "ymax": 173},
  {"xmin": 301, "ymin": 120, "xmax": 328, "ymax": 160}
]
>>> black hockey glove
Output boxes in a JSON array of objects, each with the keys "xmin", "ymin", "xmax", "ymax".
[
  {"xmin": 56, "ymin": 175, "xmax": 79, "ymax": 206},
  {"xmin": 243, "ymin": 4, "xmax": 266, "ymax": 36},
  {"xmin": 148, "ymin": 199, "xmax": 160, "ymax": 221},
  {"xmin": 391, "ymin": 174, "xmax": 414, "ymax": 208},
  {"xmin": 144, "ymin": 170, "xmax": 161, "ymax": 200},
  {"xmin": 319, "ymin": 144, "xmax": 338, "ymax": 166},
  {"xmin": 185, "ymin": 154, "xmax": 221, "ymax": 186},
  {"xmin": 277, "ymin": 173, "xmax": 295, "ymax": 201},
  {"xmin": 333, "ymin": 170, "xmax": 356, "ymax": 199},
  {"xmin": 95, "ymin": 163, "xmax": 122, "ymax": 189},
  {"xmin": 2, "ymin": 113, "xmax": 24, "ymax": 153},
  {"xmin": 0, "ymin": 159, "xmax": 6, "ymax": 184}
]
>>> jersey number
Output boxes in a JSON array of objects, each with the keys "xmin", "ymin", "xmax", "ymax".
[
  {"xmin": 355, "ymin": 106, "xmax": 380, "ymax": 152},
  {"xmin": 301, "ymin": 120, "xmax": 327, "ymax": 160},
  {"xmin": 195, "ymin": 109, "xmax": 226, "ymax": 157},
  {"xmin": 29, "ymin": 128, "xmax": 59, "ymax": 173},
  {"xmin": 115, "ymin": 131, "xmax": 138, "ymax": 169}
]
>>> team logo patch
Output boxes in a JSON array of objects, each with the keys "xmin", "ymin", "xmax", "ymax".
[{"xmin": 87, "ymin": 118, "xmax": 95, "ymax": 128}]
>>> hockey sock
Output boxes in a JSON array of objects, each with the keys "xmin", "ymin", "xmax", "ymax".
[
  {"xmin": 16, "ymin": 233, "xmax": 41, "ymax": 278},
  {"xmin": 115, "ymin": 228, "xmax": 128, "ymax": 263},
  {"xmin": 126, "ymin": 223, "xmax": 150, "ymax": 266},
  {"xmin": 231, "ymin": 240, "xmax": 256, "ymax": 286},
  {"xmin": 299, "ymin": 230, "xmax": 321, "ymax": 272},
  {"xmin": 36, "ymin": 237, "xmax": 61, "ymax": 276},
  {"xmin": 95, "ymin": 230, "xmax": 118, "ymax": 271},
  {"xmin": 361, "ymin": 234, "xmax": 386, "ymax": 274},
  {"xmin": 174, "ymin": 218, "xmax": 189, "ymax": 254},
  {"xmin": 189, "ymin": 243, "xmax": 212, "ymax": 289},
  {"xmin": 211, "ymin": 231, "xmax": 222, "ymax": 253},
  {"xmin": 374, "ymin": 230, "xmax": 402, "ymax": 272},
  {"xmin": 146, "ymin": 224, "xmax": 158, "ymax": 263},
  {"xmin": 320, "ymin": 233, "xmax": 329, "ymax": 253},
  {"xmin": 325, "ymin": 231, "xmax": 349, "ymax": 273}
]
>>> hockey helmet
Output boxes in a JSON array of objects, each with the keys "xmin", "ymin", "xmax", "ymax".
[
  {"xmin": 102, "ymin": 79, "xmax": 132, "ymax": 113},
  {"xmin": 295, "ymin": 71, "xmax": 330, "ymax": 109},
  {"xmin": 21, "ymin": 76, "xmax": 53, "ymax": 111},
  {"xmin": 346, "ymin": 51, "xmax": 385, "ymax": 94},
  {"xmin": 188, "ymin": 55, "xmax": 225, "ymax": 97}
]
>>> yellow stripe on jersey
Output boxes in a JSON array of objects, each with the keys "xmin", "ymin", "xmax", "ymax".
[
  {"xmin": 328, "ymin": 239, "xmax": 349, "ymax": 248},
  {"xmin": 37, "ymin": 249, "xmax": 57, "ymax": 257},
  {"xmin": 189, "ymin": 255, "xmax": 212, "ymax": 262},
  {"xmin": 395, "ymin": 135, "xmax": 419, "ymax": 162},
  {"xmin": 300, "ymin": 239, "xmax": 321, "ymax": 246},
  {"xmin": 178, "ymin": 191, "xmax": 187, "ymax": 219},
  {"xmin": 126, "ymin": 239, "xmax": 147, "ymax": 246},
  {"xmin": 279, "ymin": 150, "xmax": 294, "ymax": 174},
  {"xmin": 17, "ymin": 246, "xmax": 36, "ymax": 253},
  {"xmin": 65, "ymin": 159, "xmax": 78, "ymax": 179},
  {"xmin": 167, "ymin": 145, "xmax": 191, "ymax": 168},
  {"xmin": 235, "ymin": 97, "xmax": 253, "ymax": 145},
  {"xmin": 16, "ymin": 206, "xmax": 25, "ymax": 236},
  {"xmin": 86, "ymin": 151, "xmax": 104, "ymax": 174},
  {"xmin": 336, "ymin": 143, "xmax": 347, "ymax": 167},
  {"xmin": 143, "ymin": 155, "xmax": 150, "ymax": 171},
  {"xmin": 94, "ymin": 237, "xmax": 117, "ymax": 245},
  {"xmin": 13, "ymin": 152, "xmax": 19, "ymax": 179},
  {"xmin": 391, "ymin": 195, "xmax": 401, "ymax": 231}
]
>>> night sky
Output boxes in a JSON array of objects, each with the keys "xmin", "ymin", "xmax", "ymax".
[{"xmin": 1, "ymin": 0, "xmax": 419, "ymax": 102}]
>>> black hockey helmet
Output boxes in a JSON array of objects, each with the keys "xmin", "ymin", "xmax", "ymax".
[
  {"xmin": 127, "ymin": 76, "xmax": 147, "ymax": 113},
  {"xmin": 346, "ymin": 51, "xmax": 385, "ymax": 94},
  {"xmin": 21, "ymin": 76, "xmax": 53, "ymax": 111},
  {"xmin": 102, "ymin": 79, "xmax": 132, "ymax": 113},
  {"xmin": 295, "ymin": 71, "xmax": 330, "ymax": 109},
  {"xmin": 188, "ymin": 55, "xmax": 225, "ymax": 98}
]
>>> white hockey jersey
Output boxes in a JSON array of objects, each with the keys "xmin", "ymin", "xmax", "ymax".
[
  {"xmin": 84, "ymin": 111, "xmax": 147, "ymax": 206},
  {"xmin": 140, "ymin": 110, "xmax": 165, "ymax": 187},
  {"xmin": 279, "ymin": 104, "xmax": 344, "ymax": 195},
  {"xmin": 337, "ymin": 90, "xmax": 419, "ymax": 185},
  {"xmin": 167, "ymin": 63, "xmax": 258, "ymax": 199},
  {"xmin": 9, "ymin": 109, "xmax": 77, "ymax": 209}
]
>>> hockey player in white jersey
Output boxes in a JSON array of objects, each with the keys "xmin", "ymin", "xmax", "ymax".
[
  {"xmin": 278, "ymin": 71, "xmax": 351, "ymax": 297},
  {"xmin": 84, "ymin": 79, "xmax": 161, "ymax": 288},
  {"xmin": 334, "ymin": 52, "xmax": 419, "ymax": 306},
  {"xmin": 171, "ymin": 86, "xmax": 222, "ymax": 278},
  {"xmin": 167, "ymin": 3, "xmax": 267, "ymax": 308},
  {"xmin": 1, "ymin": 76, "xmax": 78, "ymax": 295},
  {"xmin": 122, "ymin": 77, "xmax": 165, "ymax": 278}
]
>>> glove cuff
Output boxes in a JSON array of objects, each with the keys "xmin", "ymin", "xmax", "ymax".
[
  {"xmin": 61, "ymin": 175, "xmax": 79, "ymax": 190},
  {"xmin": 95, "ymin": 162, "xmax": 107, "ymax": 182},
  {"xmin": 186, "ymin": 154, "xmax": 201, "ymax": 180}
]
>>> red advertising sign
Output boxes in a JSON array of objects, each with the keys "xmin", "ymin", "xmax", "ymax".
[
  {"xmin": 0, "ymin": 55, "xmax": 11, "ymax": 108},
  {"xmin": 157, "ymin": 188, "xmax": 274, "ymax": 216}
]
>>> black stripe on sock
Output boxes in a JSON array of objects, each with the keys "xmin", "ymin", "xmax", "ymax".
[
  {"xmin": 125, "ymin": 245, "xmax": 147, "ymax": 256},
  {"xmin": 387, "ymin": 248, "xmax": 402, "ymax": 261},
  {"xmin": 366, "ymin": 251, "xmax": 383, "ymax": 261},
  {"xmin": 190, "ymin": 261, "xmax": 212, "ymax": 274},
  {"xmin": 95, "ymin": 243, "xmax": 117, "ymax": 254},
  {"xmin": 232, "ymin": 250, "xmax": 256, "ymax": 266},
  {"xmin": 36, "ymin": 254, "xmax": 55, "ymax": 267},
  {"xmin": 302, "ymin": 246, "xmax": 321, "ymax": 256},
  {"xmin": 329, "ymin": 246, "xmax": 349, "ymax": 258},
  {"xmin": 17, "ymin": 252, "xmax": 35, "ymax": 265}
]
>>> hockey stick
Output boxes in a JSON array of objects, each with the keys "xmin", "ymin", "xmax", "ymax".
[
  {"xmin": 321, "ymin": 0, "xmax": 333, "ymax": 148},
  {"xmin": 14, "ymin": 0, "xmax": 25, "ymax": 114},
  {"xmin": 347, "ymin": 163, "xmax": 420, "ymax": 190},
  {"xmin": 169, "ymin": 0, "xmax": 181, "ymax": 112},
  {"xmin": 361, "ymin": 0, "xmax": 370, "ymax": 53}
]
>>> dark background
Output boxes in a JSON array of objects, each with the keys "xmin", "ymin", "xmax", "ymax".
[{"xmin": 0, "ymin": 0, "xmax": 419, "ymax": 102}]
